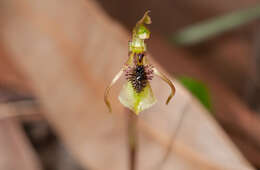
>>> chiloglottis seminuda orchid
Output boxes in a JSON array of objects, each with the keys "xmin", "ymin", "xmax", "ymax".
[{"xmin": 104, "ymin": 11, "xmax": 176, "ymax": 115}]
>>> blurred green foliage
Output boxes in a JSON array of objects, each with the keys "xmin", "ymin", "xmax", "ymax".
[
  {"xmin": 172, "ymin": 5, "xmax": 260, "ymax": 45},
  {"xmin": 179, "ymin": 76, "xmax": 212, "ymax": 112}
]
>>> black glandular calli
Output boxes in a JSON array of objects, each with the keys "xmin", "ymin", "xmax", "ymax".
[{"xmin": 128, "ymin": 65, "xmax": 148, "ymax": 93}]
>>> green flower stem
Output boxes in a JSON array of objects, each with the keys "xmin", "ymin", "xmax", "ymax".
[{"xmin": 127, "ymin": 110, "xmax": 138, "ymax": 170}]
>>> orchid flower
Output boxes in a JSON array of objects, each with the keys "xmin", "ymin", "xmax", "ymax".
[{"xmin": 104, "ymin": 11, "xmax": 176, "ymax": 115}]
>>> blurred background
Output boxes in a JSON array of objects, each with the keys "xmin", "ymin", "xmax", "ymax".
[
  {"xmin": 98, "ymin": 0, "xmax": 260, "ymax": 168},
  {"xmin": 0, "ymin": 0, "xmax": 260, "ymax": 170}
]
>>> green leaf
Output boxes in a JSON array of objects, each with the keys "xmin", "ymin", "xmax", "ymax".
[
  {"xmin": 179, "ymin": 76, "xmax": 212, "ymax": 112},
  {"xmin": 172, "ymin": 5, "xmax": 260, "ymax": 45}
]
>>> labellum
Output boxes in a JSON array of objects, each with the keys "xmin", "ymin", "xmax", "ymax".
[{"xmin": 104, "ymin": 11, "xmax": 175, "ymax": 115}]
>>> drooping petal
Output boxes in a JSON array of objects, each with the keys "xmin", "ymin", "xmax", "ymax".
[
  {"xmin": 104, "ymin": 69, "xmax": 124, "ymax": 113},
  {"xmin": 153, "ymin": 68, "xmax": 176, "ymax": 104},
  {"xmin": 118, "ymin": 81, "xmax": 156, "ymax": 115}
]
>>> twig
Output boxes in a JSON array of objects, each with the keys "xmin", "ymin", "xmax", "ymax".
[
  {"xmin": 139, "ymin": 119, "xmax": 229, "ymax": 170},
  {"xmin": 0, "ymin": 100, "xmax": 39, "ymax": 120},
  {"xmin": 154, "ymin": 102, "xmax": 189, "ymax": 170}
]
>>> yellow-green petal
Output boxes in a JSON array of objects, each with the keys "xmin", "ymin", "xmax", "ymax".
[{"xmin": 118, "ymin": 82, "xmax": 157, "ymax": 115}]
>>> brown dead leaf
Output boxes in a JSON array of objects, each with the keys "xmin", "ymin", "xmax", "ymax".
[{"xmin": 0, "ymin": 0, "xmax": 254, "ymax": 170}]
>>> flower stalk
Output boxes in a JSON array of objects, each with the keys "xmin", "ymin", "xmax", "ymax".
[{"xmin": 127, "ymin": 111, "xmax": 138, "ymax": 170}]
